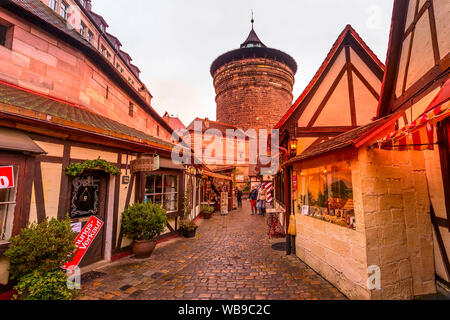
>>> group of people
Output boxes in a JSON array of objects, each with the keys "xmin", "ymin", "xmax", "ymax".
[{"xmin": 248, "ymin": 185, "xmax": 268, "ymax": 216}]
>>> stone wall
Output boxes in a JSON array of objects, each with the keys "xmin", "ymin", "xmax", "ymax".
[
  {"xmin": 357, "ymin": 147, "xmax": 436, "ymax": 299},
  {"xmin": 293, "ymin": 145, "xmax": 436, "ymax": 300},
  {"xmin": 213, "ymin": 58, "xmax": 295, "ymax": 131}
]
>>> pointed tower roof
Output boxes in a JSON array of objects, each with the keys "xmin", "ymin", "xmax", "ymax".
[
  {"xmin": 210, "ymin": 18, "xmax": 297, "ymax": 76},
  {"xmin": 240, "ymin": 27, "xmax": 266, "ymax": 48}
]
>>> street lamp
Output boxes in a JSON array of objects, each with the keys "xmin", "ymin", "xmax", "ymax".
[{"xmin": 289, "ymin": 137, "xmax": 297, "ymax": 158}]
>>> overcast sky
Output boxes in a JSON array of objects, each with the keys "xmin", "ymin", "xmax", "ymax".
[{"xmin": 92, "ymin": 0, "xmax": 394, "ymax": 126}]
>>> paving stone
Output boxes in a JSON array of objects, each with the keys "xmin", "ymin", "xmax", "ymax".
[{"xmin": 78, "ymin": 202, "xmax": 346, "ymax": 300}]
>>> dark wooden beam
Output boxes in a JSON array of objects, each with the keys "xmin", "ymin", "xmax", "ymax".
[
  {"xmin": 392, "ymin": 56, "xmax": 450, "ymax": 113},
  {"xmin": 378, "ymin": 0, "xmax": 410, "ymax": 117},
  {"xmin": 307, "ymin": 65, "xmax": 347, "ymax": 128},
  {"xmin": 350, "ymin": 65, "xmax": 381, "ymax": 101},
  {"xmin": 34, "ymin": 161, "xmax": 46, "ymax": 223},
  {"xmin": 345, "ymin": 46, "xmax": 357, "ymax": 126},
  {"xmin": 427, "ymin": 1, "xmax": 441, "ymax": 65},
  {"xmin": 57, "ymin": 144, "xmax": 71, "ymax": 220},
  {"xmin": 431, "ymin": 206, "xmax": 450, "ymax": 280},
  {"xmin": 111, "ymin": 153, "xmax": 122, "ymax": 251}
]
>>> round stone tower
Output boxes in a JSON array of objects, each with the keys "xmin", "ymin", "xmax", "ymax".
[{"xmin": 211, "ymin": 22, "xmax": 297, "ymax": 131}]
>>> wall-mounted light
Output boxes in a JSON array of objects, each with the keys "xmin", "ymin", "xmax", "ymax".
[{"xmin": 289, "ymin": 137, "xmax": 297, "ymax": 158}]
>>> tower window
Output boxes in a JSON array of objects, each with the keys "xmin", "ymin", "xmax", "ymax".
[
  {"xmin": 0, "ymin": 25, "xmax": 7, "ymax": 47},
  {"xmin": 106, "ymin": 86, "xmax": 109, "ymax": 99},
  {"xmin": 49, "ymin": 0, "xmax": 58, "ymax": 11},
  {"xmin": 0, "ymin": 22, "xmax": 13, "ymax": 49},
  {"xmin": 60, "ymin": 1, "xmax": 68, "ymax": 20},
  {"xmin": 87, "ymin": 30, "xmax": 94, "ymax": 43},
  {"xmin": 80, "ymin": 22, "xmax": 86, "ymax": 38},
  {"xmin": 129, "ymin": 103, "xmax": 134, "ymax": 117}
]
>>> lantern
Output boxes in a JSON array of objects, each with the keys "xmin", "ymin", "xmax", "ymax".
[{"xmin": 289, "ymin": 137, "xmax": 297, "ymax": 158}]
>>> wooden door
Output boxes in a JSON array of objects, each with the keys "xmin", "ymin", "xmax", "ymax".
[{"xmin": 69, "ymin": 171, "xmax": 108, "ymax": 267}]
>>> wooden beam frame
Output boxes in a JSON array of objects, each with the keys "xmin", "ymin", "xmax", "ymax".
[
  {"xmin": 345, "ymin": 46, "xmax": 357, "ymax": 126},
  {"xmin": 307, "ymin": 65, "xmax": 347, "ymax": 127}
]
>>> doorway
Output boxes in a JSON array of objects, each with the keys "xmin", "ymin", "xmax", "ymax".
[{"xmin": 69, "ymin": 171, "xmax": 108, "ymax": 267}]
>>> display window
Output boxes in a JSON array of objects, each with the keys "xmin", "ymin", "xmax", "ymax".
[
  {"xmin": 0, "ymin": 166, "xmax": 17, "ymax": 241},
  {"xmin": 295, "ymin": 161, "xmax": 355, "ymax": 230},
  {"xmin": 144, "ymin": 174, "xmax": 179, "ymax": 213}
]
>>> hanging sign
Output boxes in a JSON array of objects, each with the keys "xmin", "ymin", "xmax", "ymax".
[
  {"xmin": 0, "ymin": 166, "xmax": 14, "ymax": 189},
  {"xmin": 63, "ymin": 216, "xmax": 104, "ymax": 270}
]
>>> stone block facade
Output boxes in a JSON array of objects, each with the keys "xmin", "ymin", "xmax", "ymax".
[
  {"xmin": 0, "ymin": 7, "xmax": 171, "ymax": 142},
  {"xmin": 294, "ymin": 146, "xmax": 436, "ymax": 300},
  {"xmin": 213, "ymin": 58, "xmax": 295, "ymax": 131}
]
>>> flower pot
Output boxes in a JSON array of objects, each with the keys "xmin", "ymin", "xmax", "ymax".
[
  {"xmin": 132, "ymin": 239, "xmax": 156, "ymax": 259},
  {"xmin": 202, "ymin": 211, "xmax": 213, "ymax": 219},
  {"xmin": 181, "ymin": 227, "xmax": 197, "ymax": 238}
]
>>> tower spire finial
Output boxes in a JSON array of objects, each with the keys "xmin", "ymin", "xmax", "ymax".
[{"xmin": 251, "ymin": 9, "xmax": 254, "ymax": 28}]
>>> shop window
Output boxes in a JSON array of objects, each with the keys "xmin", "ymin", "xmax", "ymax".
[
  {"xmin": 296, "ymin": 161, "xmax": 355, "ymax": 229},
  {"xmin": 145, "ymin": 174, "xmax": 179, "ymax": 213},
  {"xmin": 0, "ymin": 168, "xmax": 17, "ymax": 241}
]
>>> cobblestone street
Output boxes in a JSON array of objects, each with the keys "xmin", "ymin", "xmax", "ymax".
[{"xmin": 78, "ymin": 203, "xmax": 346, "ymax": 300}]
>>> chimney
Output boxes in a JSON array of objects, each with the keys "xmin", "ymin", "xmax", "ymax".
[
  {"xmin": 204, "ymin": 118, "xmax": 210, "ymax": 128},
  {"xmin": 86, "ymin": 0, "xmax": 92, "ymax": 11}
]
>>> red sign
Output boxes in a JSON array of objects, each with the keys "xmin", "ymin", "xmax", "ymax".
[
  {"xmin": 63, "ymin": 216, "xmax": 104, "ymax": 270},
  {"xmin": 0, "ymin": 166, "xmax": 14, "ymax": 189}
]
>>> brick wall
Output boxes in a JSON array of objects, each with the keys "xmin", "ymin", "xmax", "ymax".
[{"xmin": 213, "ymin": 58, "xmax": 295, "ymax": 131}]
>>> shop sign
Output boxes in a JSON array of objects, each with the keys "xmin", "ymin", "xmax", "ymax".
[
  {"xmin": 130, "ymin": 155, "xmax": 160, "ymax": 173},
  {"xmin": 0, "ymin": 166, "xmax": 14, "ymax": 189},
  {"xmin": 122, "ymin": 175, "xmax": 130, "ymax": 185},
  {"xmin": 292, "ymin": 174, "xmax": 297, "ymax": 191},
  {"xmin": 63, "ymin": 216, "xmax": 104, "ymax": 269}
]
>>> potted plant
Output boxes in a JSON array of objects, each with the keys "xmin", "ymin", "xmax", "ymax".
[
  {"xmin": 121, "ymin": 202, "xmax": 167, "ymax": 259},
  {"xmin": 179, "ymin": 220, "xmax": 198, "ymax": 238},
  {"xmin": 201, "ymin": 204, "xmax": 215, "ymax": 219},
  {"xmin": 179, "ymin": 191, "xmax": 198, "ymax": 238}
]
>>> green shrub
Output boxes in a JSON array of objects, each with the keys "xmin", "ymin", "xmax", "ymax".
[
  {"xmin": 200, "ymin": 205, "xmax": 215, "ymax": 214},
  {"xmin": 5, "ymin": 217, "xmax": 76, "ymax": 280},
  {"xmin": 121, "ymin": 202, "xmax": 167, "ymax": 241},
  {"xmin": 13, "ymin": 270, "xmax": 77, "ymax": 300}
]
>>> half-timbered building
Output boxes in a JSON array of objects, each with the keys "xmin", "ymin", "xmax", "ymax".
[
  {"xmin": 0, "ymin": 0, "xmax": 204, "ymax": 297},
  {"xmin": 276, "ymin": 0, "xmax": 449, "ymax": 299}
]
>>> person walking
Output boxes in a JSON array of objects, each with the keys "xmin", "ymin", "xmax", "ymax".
[
  {"xmin": 249, "ymin": 186, "xmax": 258, "ymax": 215},
  {"xmin": 237, "ymin": 189, "xmax": 243, "ymax": 208},
  {"xmin": 257, "ymin": 186, "xmax": 267, "ymax": 216}
]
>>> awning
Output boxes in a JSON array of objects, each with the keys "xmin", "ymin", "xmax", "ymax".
[
  {"xmin": 0, "ymin": 127, "xmax": 46, "ymax": 154},
  {"xmin": 202, "ymin": 170, "xmax": 233, "ymax": 181},
  {"xmin": 373, "ymin": 81, "xmax": 450, "ymax": 151}
]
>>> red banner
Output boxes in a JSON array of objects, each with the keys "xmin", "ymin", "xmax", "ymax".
[
  {"xmin": 63, "ymin": 216, "xmax": 104, "ymax": 270},
  {"xmin": 0, "ymin": 166, "xmax": 14, "ymax": 189}
]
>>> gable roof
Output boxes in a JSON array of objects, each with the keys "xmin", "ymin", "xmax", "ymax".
[{"xmin": 275, "ymin": 24, "xmax": 385, "ymax": 130}]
